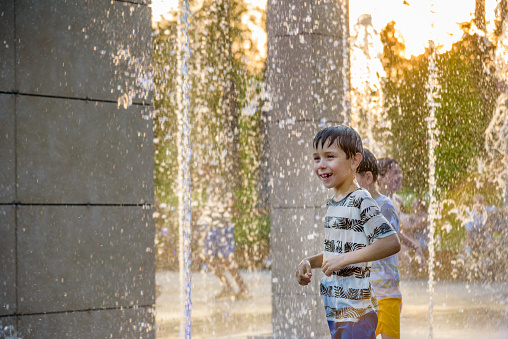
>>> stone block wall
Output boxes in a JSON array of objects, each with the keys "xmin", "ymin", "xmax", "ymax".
[
  {"xmin": 0, "ymin": 0, "xmax": 155, "ymax": 337},
  {"xmin": 266, "ymin": 0, "xmax": 350, "ymax": 337}
]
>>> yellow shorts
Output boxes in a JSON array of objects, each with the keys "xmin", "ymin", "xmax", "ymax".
[{"xmin": 376, "ymin": 298, "xmax": 401, "ymax": 338}]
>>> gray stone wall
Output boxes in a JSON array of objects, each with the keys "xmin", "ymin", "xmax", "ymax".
[
  {"xmin": 0, "ymin": 0, "xmax": 155, "ymax": 337},
  {"xmin": 266, "ymin": 0, "xmax": 350, "ymax": 337}
]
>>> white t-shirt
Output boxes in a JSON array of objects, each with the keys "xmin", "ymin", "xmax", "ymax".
[
  {"xmin": 370, "ymin": 195, "xmax": 402, "ymax": 299},
  {"xmin": 321, "ymin": 189, "xmax": 397, "ymax": 323}
]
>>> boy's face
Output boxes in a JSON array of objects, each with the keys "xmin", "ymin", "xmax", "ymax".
[
  {"xmin": 472, "ymin": 195, "xmax": 485, "ymax": 207},
  {"xmin": 313, "ymin": 140, "xmax": 360, "ymax": 192},
  {"xmin": 379, "ymin": 164, "xmax": 403, "ymax": 192}
]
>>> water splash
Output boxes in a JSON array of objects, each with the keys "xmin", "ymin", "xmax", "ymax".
[
  {"xmin": 484, "ymin": 16, "xmax": 508, "ymax": 205},
  {"xmin": 339, "ymin": 0, "xmax": 351, "ymax": 123},
  {"xmin": 113, "ymin": 45, "xmax": 154, "ymax": 114},
  {"xmin": 425, "ymin": 0, "xmax": 441, "ymax": 335},
  {"xmin": 0, "ymin": 323, "xmax": 22, "ymax": 339},
  {"xmin": 484, "ymin": 93, "xmax": 508, "ymax": 202},
  {"xmin": 177, "ymin": 0, "xmax": 193, "ymax": 337},
  {"xmin": 350, "ymin": 14, "xmax": 389, "ymax": 156}
]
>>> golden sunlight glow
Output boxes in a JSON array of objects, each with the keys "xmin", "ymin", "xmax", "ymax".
[
  {"xmin": 151, "ymin": 0, "xmax": 267, "ymax": 70},
  {"xmin": 151, "ymin": 0, "xmax": 498, "ymax": 60},
  {"xmin": 350, "ymin": 0, "xmax": 498, "ymax": 58},
  {"xmin": 151, "ymin": 0, "xmax": 178, "ymax": 23}
]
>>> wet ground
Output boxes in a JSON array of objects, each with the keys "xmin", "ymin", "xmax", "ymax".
[
  {"xmin": 155, "ymin": 270, "xmax": 272, "ymax": 338},
  {"xmin": 400, "ymin": 280, "xmax": 508, "ymax": 339},
  {"xmin": 155, "ymin": 270, "xmax": 508, "ymax": 338}
]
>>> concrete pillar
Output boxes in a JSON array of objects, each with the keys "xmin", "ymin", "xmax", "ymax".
[
  {"xmin": 266, "ymin": 0, "xmax": 350, "ymax": 337},
  {"xmin": 0, "ymin": 1, "xmax": 155, "ymax": 338}
]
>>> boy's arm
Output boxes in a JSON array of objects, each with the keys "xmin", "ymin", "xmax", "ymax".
[
  {"xmin": 398, "ymin": 232, "xmax": 426, "ymax": 267},
  {"xmin": 401, "ymin": 214, "xmax": 427, "ymax": 234},
  {"xmin": 322, "ymin": 234, "xmax": 400, "ymax": 277},
  {"xmin": 296, "ymin": 252, "xmax": 323, "ymax": 286}
]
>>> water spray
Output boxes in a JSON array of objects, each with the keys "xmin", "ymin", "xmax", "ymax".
[
  {"xmin": 425, "ymin": 1, "xmax": 440, "ymax": 337},
  {"xmin": 177, "ymin": 0, "xmax": 192, "ymax": 337}
]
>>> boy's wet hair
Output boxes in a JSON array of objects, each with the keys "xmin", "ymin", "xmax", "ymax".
[
  {"xmin": 358, "ymin": 148, "xmax": 378, "ymax": 182},
  {"xmin": 313, "ymin": 125, "xmax": 363, "ymax": 159},
  {"xmin": 377, "ymin": 158, "xmax": 399, "ymax": 177}
]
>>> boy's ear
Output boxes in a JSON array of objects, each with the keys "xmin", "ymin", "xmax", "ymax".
[
  {"xmin": 352, "ymin": 152, "xmax": 362, "ymax": 170},
  {"xmin": 365, "ymin": 171, "xmax": 374, "ymax": 185}
]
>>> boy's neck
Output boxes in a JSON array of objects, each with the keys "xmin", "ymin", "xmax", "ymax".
[
  {"xmin": 379, "ymin": 186, "xmax": 393, "ymax": 198},
  {"xmin": 333, "ymin": 181, "xmax": 360, "ymax": 201},
  {"xmin": 367, "ymin": 184, "xmax": 381, "ymax": 200}
]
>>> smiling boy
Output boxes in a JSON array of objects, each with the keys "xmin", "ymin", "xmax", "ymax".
[{"xmin": 295, "ymin": 126, "xmax": 401, "ymax": 339}]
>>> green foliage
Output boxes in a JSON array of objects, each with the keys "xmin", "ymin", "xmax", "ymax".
[
  {"xmin": 152, "ymin": 0, "xmax": 269, "ymax": 269},
  {"xmin": 380, "ymin": 22, "xmax": 430, "ymax": 195},
  {"xmin": 435, "ymin": 36, "xmax": 498, "ymax": 193},
  {"xmin": 380, "ymin": 22, "xmax": 502, "ymax": 252},
  {"xmin": 381, "ymin": 23, "xmax": 498, "ymax": 197}
]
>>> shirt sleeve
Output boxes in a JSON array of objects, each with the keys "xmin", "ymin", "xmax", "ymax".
[
  {"xmin": 379, "ymin": 199, "xmax": 400, "ymax": 233},
  {"xmin": 361, "ymin": 196, "xmax": 397, "ymax": 244},
  {"xmin": 486, "ymin": 206, "xmax": 496, "ymax": 213}
]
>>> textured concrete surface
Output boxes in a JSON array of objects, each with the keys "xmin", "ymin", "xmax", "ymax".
[
  {"xmin": 267, "ymin": 0, "xmax": 346, "ymax": 38},
  {"xmin": 0, "ymin": 94, "xmax": 16, "ymax": 203},
  {"xmin": 0, "ymin": 206, "xmax": 16, "ymax": 316},
  {"xmin": 267, "ymin": 35, "xmax": 348, "ymax": 122},
  {"xmin": 0, "ymin": 0, "xmax": 15, "ymax": 92},
  {"xmin": 267, "ymin": 36, "xmax": 314, "ymax": 122},
  {"xmin": 271, "ymin": 293, "xmax": 329, "ymax": 338},
  {"xmin": 270, "ymin": 207, "xmax": 324, "ymax": 295},
  {"xmin": 17, "ymin": 205, "xmax": 155, "ymax": 314},
  {"xmin": 16, "ymin": 96, "xmax": 154, "ymax": 204},
  {"xmin": 18, "ymin": 307, "xmax": 154, "ymax": 339},
  {"xmin": 270, "ymin": 207, "xmax": 328, "ymax": 337},
  {"xmin": 267, "ymin": 122, "xmax": 328, "ymax": 208},
  {"xmin": 1, "ymin": 0, "xmax": 155, "ymax": 336},
  {"xmin": 266, "ymin": 0, "xmax": 350, "ymax": 337},
  {"xmin": 15, "ymin": 0, "xmax": 152, "ymax": 104}
]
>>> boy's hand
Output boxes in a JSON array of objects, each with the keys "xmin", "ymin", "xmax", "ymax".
[
  {"xmin": 296, "ymin": 259, "xmax": 312, "ymax": 286},
  {"xmin": 322, "ymin": 254, "xmax": 348, "ymax": 277},
  {"xmin": 415, "ymin": 247, "xmax": 426, "ymax": 268}
]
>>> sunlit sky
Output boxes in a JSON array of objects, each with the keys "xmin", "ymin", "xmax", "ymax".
[
  {"xmin": 151, "ymin": 0, "xmax": 499, "ymax": 58},
  {"xmin": 350, "ymin": 0, "xmax": 498, "ymax": 57}
]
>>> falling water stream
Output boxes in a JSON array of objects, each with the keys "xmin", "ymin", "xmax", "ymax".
[
  {"xmin": 340, "ymin": 0, "xmax": 351, "ymax": 123},
  {"xmin": 487, "ymin": 14, "xmax": 508, "ymax": 205},
  {"xmin": 350, "ymin": 14, "xmax": 388, "ymax": 157},
  {"xmin": 425, "ymin": 2, "xmax": 440, "ymax": 337},
  {"xmin": 425, "ymin": 40, "xmax": 439, "ymax": 339},
  {"xmin": 176, "ymin": 0, "xmax": 192, "ymax": 337}
]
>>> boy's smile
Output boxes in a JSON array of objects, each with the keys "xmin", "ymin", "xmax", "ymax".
[{"xmin": 313, "ymin": 142, "xmax": 360, "ymax": 195}]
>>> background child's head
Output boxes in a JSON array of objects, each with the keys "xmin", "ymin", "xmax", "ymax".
[
  {"xmin": 377, "ymin": 158, "xmax": 403, "ymax": 193},
  {"xmin": 313, "ymin": 125, "xmax": 363, "ymax": 160},
  {"xmin": 356, "ymin": 148, "xmax": 378, "ymax": 189},
  {"xmin": 472, "ymin": 194, "xmax": 486, "ymax": 207},
  {"xmin": 472, "ymin": 194, "xmax": 486, "ymax": 212}
]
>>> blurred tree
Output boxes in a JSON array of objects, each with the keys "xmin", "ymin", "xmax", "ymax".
[
  {"xmin": 380, "ymin": 21, "xmax": 429, "ymax": 195},
  {"xmin": 494, "ymin": 0, "xmax": 508, "ymax": 41},
  {"xmin": 152, "ymin": 0, "xmax": 268, "ymax": 269},
  {"xmin": 380, "ymin": 17, "xmax": 501, "ymax": 253},
  {"xmin": 475, "ymin": 0, "xmax": 486, "ymax": 32},
  {"xmin": 380, "ymin": 20, "xmax": 498, "ymax": 196}
]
